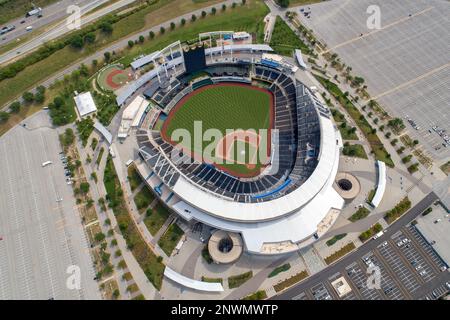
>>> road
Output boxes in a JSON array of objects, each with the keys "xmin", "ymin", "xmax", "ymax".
[
  {"xmin": 272, "ymin": 191, "xmax": 440, "ymax": 300},
  {"xmin": 1, "ymin": 0, "xmax": 93, "ymax": 47},
  {"xmin": 1, "ymin": 0, "xmax": 232, "ymax": 110},
  {"xmin": 0, "ymin": 0, "xmax": 136, "ymax": 65}
]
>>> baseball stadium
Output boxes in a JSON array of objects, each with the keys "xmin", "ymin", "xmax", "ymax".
[{"xmin": 117, "ymin": 32, "xmax": 344, "ymax": 256}]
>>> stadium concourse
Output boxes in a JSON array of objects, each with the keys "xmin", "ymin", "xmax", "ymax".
[{"xmin": 118, "ymin": 32, "xmax": 344, "ymax": 256}]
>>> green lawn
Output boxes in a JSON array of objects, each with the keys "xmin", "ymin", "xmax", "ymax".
[
  {"xmin": 127, "ymin": 165, "xmax": 143, "ymax": 191},
  {"xmin": 157, "ymin": 223, "xmax": 184, "ymax": 256},
  {"xmin": 343, "ymin": 143, "xmax": 368, "ymax": 159},
  {"xmin": 144, "ymin": 202, "xmax": 170, "ymax": 236},
  {"xmin": 162, "ymin": 83, "xmax": 272, "ymax": 176},
  {"xmin": 133, "ymin": 185, "xmax": 155, "ymax": 213},
  {"xmin": 269, "ymin": 16, "xmax": 311, "ymax": 56}
]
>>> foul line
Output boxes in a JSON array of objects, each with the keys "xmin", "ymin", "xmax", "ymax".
[
  {"xmin": 372, "ymin": 62, "xmax": 450, "ymax": 100},
  {"xmin": 322, "ymin": 6, "xmax": 434, "ymax": 54}
]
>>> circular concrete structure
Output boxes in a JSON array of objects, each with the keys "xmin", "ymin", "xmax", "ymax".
[
  {"xmin": 208, "ymin": 230, "xmax": 243, "ymax": 264},
  {"xmin": 335, "ymin": 172, "xmax": 360, "ymax": 200}
]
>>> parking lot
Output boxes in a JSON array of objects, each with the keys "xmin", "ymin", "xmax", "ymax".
[
  {"xmin": 299, "ymin": 0, "xmax": 450, "ymax": 159},
  {"xmin": 0, "ymin": 112, "xmax": 99, "ymax": 300},
  {"xmin": 280, "ymin": 222, "xmax": 449, "ymax": 300}
]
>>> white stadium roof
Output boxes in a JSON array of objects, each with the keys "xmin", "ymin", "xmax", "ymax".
[{"xmin": 130, "ymin": 51, "xmax": 161, "ymax": 70}]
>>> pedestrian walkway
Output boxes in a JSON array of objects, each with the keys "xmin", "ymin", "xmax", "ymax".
[{"xmin": 299, "ymin": 245, "xmax": 326, "ymax": 275}]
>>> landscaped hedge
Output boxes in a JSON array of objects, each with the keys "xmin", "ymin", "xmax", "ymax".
[
  {"xmin": 359, "ymin": 223, "xmax": 383, "ymax": 242},
  {"xmin": 273, "ymin": 270, "xmax": 308, "ymax": 292},
  {"xmin": 384, "ymin": 197, "xmax": 411, "ymax": 224},
  {"xmin": 324, "ymin": 242, "xmax": 356, "ymax": 265},
  {"xmin": 268, "ymin": 263, "xmax": 291, "ymax": 278}
]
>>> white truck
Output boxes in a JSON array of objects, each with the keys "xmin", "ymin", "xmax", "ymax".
[
  {"xmin": 372, "ymin": 230, "xmax": 384, "ymax": 240},
  {"xmin": 26, "ymin": 8, "xmax": 42, "ymax": 17},
  {"xmin": 42, "ymin": 161, "xmax": 52, "ymax": 167}
]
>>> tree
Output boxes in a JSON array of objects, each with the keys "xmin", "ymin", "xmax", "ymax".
[
  {"xmin": 100, "ymin": 21, "xmax": 113, "ymax": 33},
  {"xmin": 9, "ymin": 101, "xmax": 21, "ymax": 113},
  {"xmin": 191, "ymin": 14, "xmax": 196, "ymax": 22},
  {"xmin": 36, "ymin": 86, "xmax": 46, "ymax": 95},
  {"xmin": 222, "ymin": 4, "xmax": 226, "ymax": 11},
  {"xmin": 104, "ymin": 51, "xmax": 111, "ymax": 62},
  {"xmin": 201, "ymin": 11, "xmax": 206, "ymax": 18},
  {"xmin": 211, "ymin": 7, "xmax": 216, "ymax": 15},
  {"xmin": 160, "ymin": 26, "xmax": 165, "ymax": 34},
  {"xmin": 94, "ymin": 232, "xmax": 106, "ymax": 242},
  {"xmin": 128, "ymin": 40, "xmax": 134, "ymax": 48},
  {"xmin": 149, "ymin": 31, "xmax": 155, "ymax": 39},
  {"xmin": 84, "ymin": 32, "xmax": 96, "ymax": 44},
  {"xmin": 80, "ymin": 182, "xmax": 90, "ymax": 194},
  {"xmin": 105, "ymin": 218, "xmax": 111, "ymax": 226},
  {"xmin": 242, "ymin": 0, "xmax": 246, "ymax": 4},
  {"xmin": 92, "ymin": 59, "xmax": 98, "ymax": 68},
  {"xmin": 22, "ymin": 91, "xmax": 34, "ymax": 103},
  {"xmin": 170, "ymin": 22, "xmax": 176, "ymax": 30},
  {"xmin": 276, "ymin": 0, "xmax": 290, "ymax": 8},
  {"xmin": 232, "ymin": 2, "xmax": 237, "ymax": 9},
  {"xmin": 0, "ymin": 111, "xmax": 10, "ymax": 123},
  {"xmin": 35, "ymin": 92, "xmax": 45, "ymax": 104},
  {"xmin": 70, "ymin": 35, "xmax": 84, "ymax": 49},
  {"xmin": 180, "ymin": 18, "xmax": 186, "ymax": 26},
  {"xmin": 138, "ymin": 35, "xmax": 145, "ymax": 44}
]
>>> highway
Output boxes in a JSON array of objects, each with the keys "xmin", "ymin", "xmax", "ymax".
[
  {"xmin": 0, "ymin": 0, "xmax": 136, "ymax": 65},
  {"xmin": 272, "ymin": 192, "xmax": 440, "ymax": 300},
  {"xmin": 0, "ymin": 0, "xmax": 233, "ymax": 110},
  {"xmin": 1, "ymin": 1, "xmax": 94, "ymax": 47}
]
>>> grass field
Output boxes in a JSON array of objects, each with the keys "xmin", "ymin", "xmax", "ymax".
[
  {"xmin": 162, "ymin": 83, "xmax": 273, "ymax": 177},
  {"xmin": 269, "ymin": 16, "xmax": 311, "ymax": 56},
  {"xmin": 157, "ymin": 223, "xmax": 184, "ymax": 256}
]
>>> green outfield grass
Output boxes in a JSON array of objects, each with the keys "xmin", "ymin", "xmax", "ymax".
[{"xmin": 162, "ymin": 83, "xmax": 272, "ymax": 177}]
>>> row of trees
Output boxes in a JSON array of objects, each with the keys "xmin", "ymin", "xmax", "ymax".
[{"xmin": 0, "ymin": 85, "xmax": 47, "ymax": 124}]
